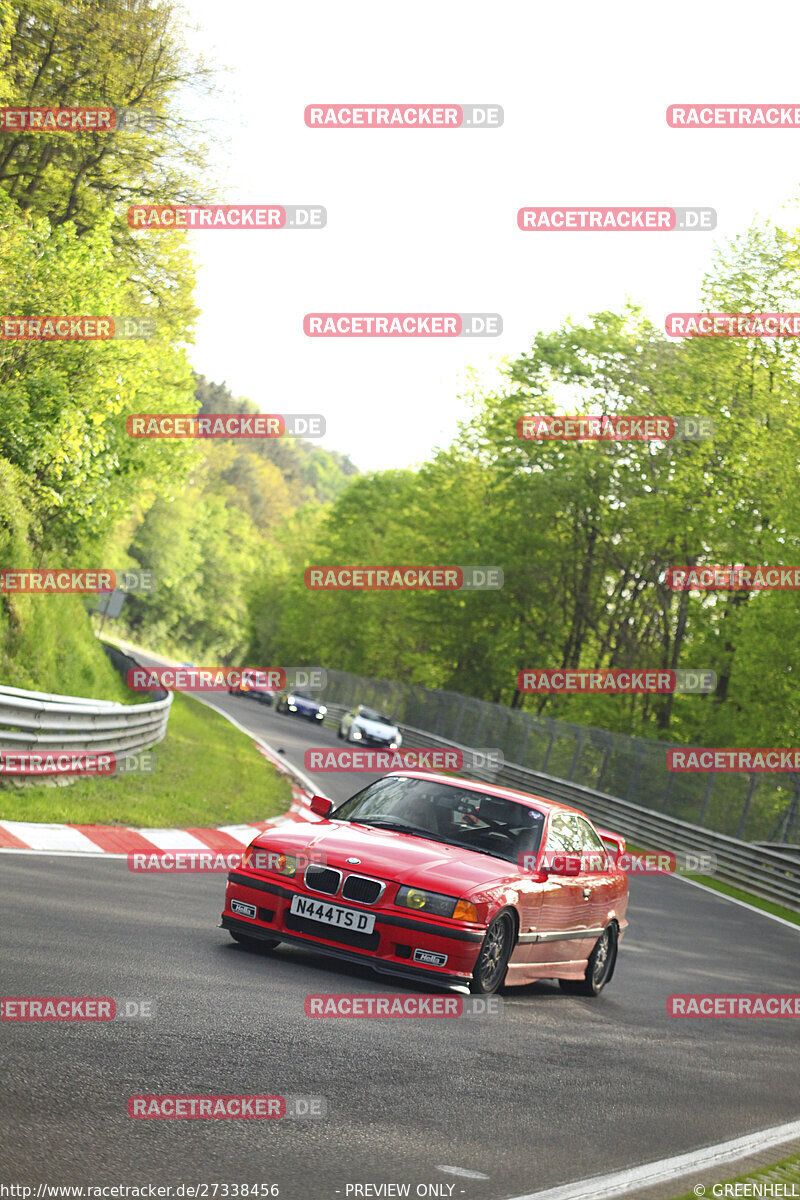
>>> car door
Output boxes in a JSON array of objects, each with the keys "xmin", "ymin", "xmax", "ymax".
[
  {"xmin": 533, "ymin": 812, "xmax": 598, "ymax": 965},
  {"xmin": 572, "ymin": 815, "xmax": 617, "ymax": 931}
]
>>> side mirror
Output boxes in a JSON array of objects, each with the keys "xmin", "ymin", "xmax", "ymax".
[
  {"xmin": 309, "ymin": 794, "xmax": 333, "ymax": 818},
  {"xmin": 548, "ymin": 853, "xmax": 583, "ymax": 877}
]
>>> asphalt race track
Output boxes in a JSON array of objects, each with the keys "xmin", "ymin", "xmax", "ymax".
[{"xmin": 1, "ymin": 687, "xmax": 799, "ymax": 1198}]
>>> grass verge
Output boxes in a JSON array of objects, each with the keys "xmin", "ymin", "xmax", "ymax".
[
  {"xmin": 0, "ymin": 690, "xmax": 293, "ymax": 828},
  {"xmin": 681, "ymin": 873, "xmax": 800, "ymax": 926},
  {"xmin": 671, "ymin": 1151, "xmax": 800, "ymax": 1199}
]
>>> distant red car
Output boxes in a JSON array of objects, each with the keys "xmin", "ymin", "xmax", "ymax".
[
  {"xmin": 227, "ymin": 668, "xmax": 277, "ymax": 705},
  {"xmin": 221, "ymin": 771, "xmax": 628, "ymax": 995}
]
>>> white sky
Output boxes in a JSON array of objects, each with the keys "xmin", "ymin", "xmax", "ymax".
[{"xmin": 179, "ymin": 0, "xmax": 800, "ymax": 471}]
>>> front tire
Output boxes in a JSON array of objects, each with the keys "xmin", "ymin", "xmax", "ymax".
[
  {"xmin": 470, "ymin": 911, "xmax": 514, "ymax": 994},
  {"xmin": 559, "ymin": 924, "xmax": 618, "ymax": 996}
]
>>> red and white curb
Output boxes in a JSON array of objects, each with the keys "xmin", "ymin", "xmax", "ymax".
[{"xmin": 0, "ymin": 723, "xmax": 323, "ymax": 858}]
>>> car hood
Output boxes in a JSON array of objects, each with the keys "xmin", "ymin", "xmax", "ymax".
[
  {"xmin": 249, "ymin": 819, "xmax": 519, "ymax": 894},
  {"xmin": 291, "ymin": 695, "xmax": 321, "ymax": 710},
  {"xmin": 355, "ymin": 717, "xmax": 398, "ymax": 737}
]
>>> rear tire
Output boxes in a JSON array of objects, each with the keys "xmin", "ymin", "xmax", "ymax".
[
  {"xmin": 559, "ymin": 925, "xmax": 617, "ymax": 996},
  {"xmin": 230, "ymin": 931, "xmax": 280, "ymax": 953},
  {"xmin": 470, "ymin": 912, "xmax": 514, "ymax": 994}
]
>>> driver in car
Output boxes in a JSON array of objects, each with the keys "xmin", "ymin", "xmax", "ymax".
[{"xmin": 396, "ymin": 790, "xmax": 444, "ymax": 836}]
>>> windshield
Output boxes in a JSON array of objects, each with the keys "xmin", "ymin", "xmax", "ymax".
[
  {"xmin": 331, "ymin": 776, "xmax": 545, "ymax": 865},
  {"xmin": 359, "ymin": 707, "xmax": 392, "ymax": 723}
]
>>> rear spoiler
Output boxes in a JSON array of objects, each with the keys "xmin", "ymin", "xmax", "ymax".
[{"xmin": 597, "ymin": 828, "xmax": 626, "ymax": 859}]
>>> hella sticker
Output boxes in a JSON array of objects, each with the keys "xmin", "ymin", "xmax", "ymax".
[
  {"xmin": 413, "ymin": 948, "xmax": 448, "ymax": 967},
  {"xmin": 231, "ymin": 899, "xmax": 257, "ymax": 919}
]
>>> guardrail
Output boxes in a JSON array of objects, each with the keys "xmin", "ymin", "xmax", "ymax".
[
  {"xmin": 317, "ymin": 668, "xmax": 800, "ymax": 844},
  {"xmin": 321, "ymin": 704, "xmax": 800, "ymax": 912},
  {"xmin": 0, "ymin": 648, "xmax": 172, "ymax": 772}
]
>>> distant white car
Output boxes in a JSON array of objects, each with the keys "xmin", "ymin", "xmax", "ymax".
[{"xmin": 338, "ymin": 705, "xmax": 402, "ymax": 748}]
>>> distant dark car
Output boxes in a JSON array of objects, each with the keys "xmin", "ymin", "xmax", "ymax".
[
  {"xmin": 228, "ymin": 668, "xmax": 277, "ymax": 704},
  {"xmin": 276, "ymin": 689, "xmax": 327, "ymax": 721}
]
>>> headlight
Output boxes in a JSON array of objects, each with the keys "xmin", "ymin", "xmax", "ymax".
[
  {"xmin": 271, "ymin": 853, "xmax": 298, "ymax": 877},
  {"xmin": 394, "ymin": 732, "xmax": 403, "ymax": 747},
  {"xmin": 352, "ymin": 727, "xmax": 363, "ymax": 739},
  {"xmin": 242, "ymin": 845, "xmax": 297, "ymax": 877},
  {"xmin": 396, "ymin": 885, "xmax": 460, "ymax": 918}
]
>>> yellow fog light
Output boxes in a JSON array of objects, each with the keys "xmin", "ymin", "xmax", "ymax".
[
  {"xmin": 274, "ymin": 853, "xmax": 297, "ymax": 877},
  {"xmin": 453, "ymin": 900, "xmax": 478, "ymax": 922}
]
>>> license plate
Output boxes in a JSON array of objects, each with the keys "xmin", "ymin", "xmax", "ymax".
[{"xmin": 290, "ymin": 894, "xmax": 376, "ymax": 934}]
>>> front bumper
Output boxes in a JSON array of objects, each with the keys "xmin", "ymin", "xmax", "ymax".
[
  {"xmin": 348, "ymin": 727, "xmax": 400, "ymax": 746},
  {"xmin": 222, "ymin": 870, "xmax": 483, "ymax": 986},
  {"xmin": 221, "ymin": 916, "xmax": 471, "ymax": 989}
]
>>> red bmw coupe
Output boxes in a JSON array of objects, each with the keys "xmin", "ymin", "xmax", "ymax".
[{"xmin": 221, "ymin": 771, "xmax": 629, "ymax": 995}]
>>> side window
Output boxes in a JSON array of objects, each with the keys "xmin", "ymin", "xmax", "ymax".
[
  {"xmin": 545, "ymin": 813, "xmax": 581, "ymax": 853},
  {"xmin": 574, "ymin": 817, "xmax": 606, "ymax": 854},
  {"xmin": 547, "ymin": 813, "xmax": 602, "ymax": 857},
  {"xmin": 573, "ymin": 817, "xmax": 609, "ymax": 870}
]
